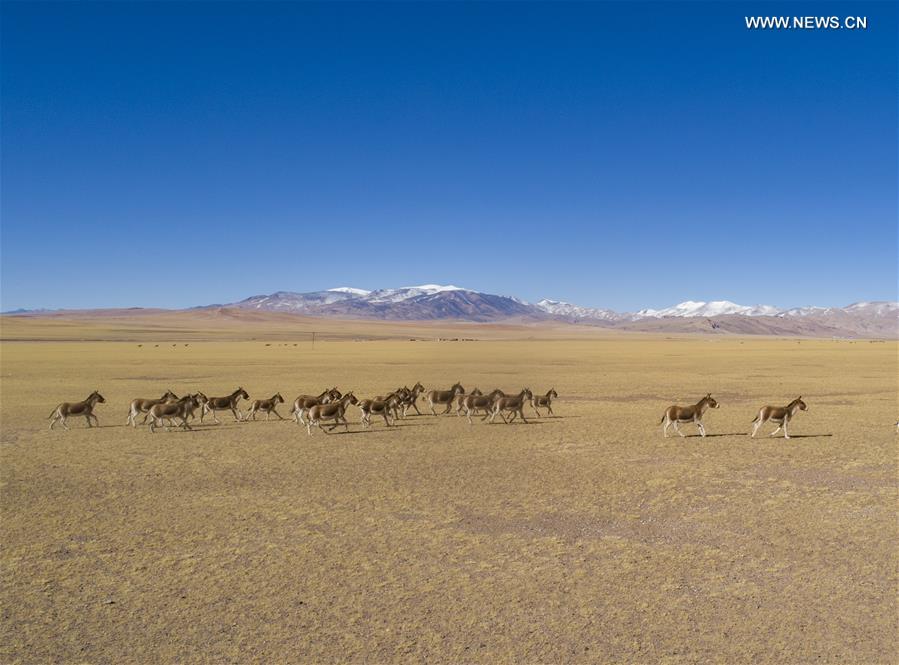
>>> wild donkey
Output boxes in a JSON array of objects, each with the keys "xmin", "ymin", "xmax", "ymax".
[
  {"xmin": 48, "ymin": 391, "xmax": 106, "ymax": 430},
  {"xmin": 425, "ymin": 383, "xmax": 465, "ymax": 415},
  {"xmin": 357, "ymin": 393, "xmax": 400, "ymax": 428},
  {"xmin": 291, "ymin": 388, "xmax": 341, "ymax": 425},
  {"xmin": 126, "ymin": 390, "xmax": 179, "ymax": 427},
  {"xmin": 200, "ymin": 387, "xmax": 250, "ymax": 423},
  {"xmin": 454, "ymin": 388, "xmax": 483, "ymax": 416},
  {"xmin": 306, "ymin": 393, "xmax": 358, "ymax": 435},
  {"xmin": 245, "ymin": 393, "xmax": 286, "ymax": 421},
  {"xmin": 461, "ymin": 389, "xmax": 504, "ymax": 424},
  {"xmin": 489, "ymin": 389, "xmax": 533, "ymax": 424},
  {"xmin": 531, "ymin": 388, "xmax": 558, "ymax": 417},
  {"xmin": 660, "ymin": 394, "xmax": 719, "ymax": 438},
  {"xmin": 147, "ymin": 394, "xmax": 201, "ymax": 433},
  {"xmin": 751, "ymin": 397, "xmax": 807, "ymax": 439},
  {"xmin": 400, "ymin": 382, "xmax": 426, "ymax": 416}
]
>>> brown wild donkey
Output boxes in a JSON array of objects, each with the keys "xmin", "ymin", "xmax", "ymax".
[
  {"xmin": 660, "ymin": 394, "xmax": 719, "ymax": 437},
  {"xmin": 200, "ymin": 387, "xmax": 250, "ymax": 423},
  {"xmin": 306, "ymin": 393, "xmax": 358, "ymax": 435},
  {"xmin": 489, "ymin": 389, "xmax": 533, "ymax": 424},
  {"xmin": 425, "ymin": 383, "xmax": 464, "ymax": 415},
  {"xmin": 461, "ymin": 389, "xmax": 504, "ymax": 424},
  {"xmin": 291, "ymin": 388, "xmax": 341, "ymax": 425},
  {"xmin": 49, "ymin": 391, "xmax": 106, "ymax": 430},
  {"xmin": 531, "ymin": 388, "xmax": 558, "ymax": 417},
  {"xmin": 357, "ymin": 393, "xmax": 400, "ymax": 428},
  {"xmin": 245, "ymin": 393, "xmax": 286, "ymax": 421},
  {"xmin": 751, "ymin": 396, "xmax": 807, "ymax": 439},
  {"xmin": 126, "ymin": 390, "xmax": 179, "ymax": 427},
  {"xmin": 147, "ymin": 394, "xmax": 201, "ymax": 433}
]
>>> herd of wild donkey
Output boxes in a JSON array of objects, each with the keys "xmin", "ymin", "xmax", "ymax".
[{"xmin": 46, "ymin": 384, "xmax": 828, "ymax": 438}]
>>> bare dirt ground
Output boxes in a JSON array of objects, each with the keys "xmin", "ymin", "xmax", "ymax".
[{"xmin": 1, "ymin": 317, "xmax": 896, "ymax": 663}]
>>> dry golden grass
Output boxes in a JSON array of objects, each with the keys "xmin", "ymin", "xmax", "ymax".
[{"xmin": 1, "ymin": 316, "xmax": 896, "ymax": 663}]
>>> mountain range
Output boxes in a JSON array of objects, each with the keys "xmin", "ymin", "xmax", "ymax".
[
  {"xmin": 5, "ymin": 284, "xmax": 896, "ymax": 338},
  {"xmin": 208, "ymin": 284, "xmax": 897, "ymax": 338}
]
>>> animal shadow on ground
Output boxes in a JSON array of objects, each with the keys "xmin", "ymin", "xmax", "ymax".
[
  {"xmin": 682, "ymin": 432, "xmax": 749, "ymax": 438},
  {"xmin": 490, "ymin": 421, "xmax": 546, "ymax": 426}
]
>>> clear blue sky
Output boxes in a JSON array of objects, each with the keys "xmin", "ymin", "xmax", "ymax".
[{"xmin": 2, "ymin": 1, "xmax": 896, "ymax": 311}]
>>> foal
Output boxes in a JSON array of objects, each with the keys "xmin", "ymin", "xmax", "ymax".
[
  {"xmin": 660, "ymin": 394, "xmax": 719, "ymax": 438},
  {"xmin": 751, "ymin": 397, "xmax": 807, "ymax": 439},
  {"xmin": 49, "ymin": 391, "xmax": 106, "ymax": 430},
  {"xmin": 531, "ymin": 388, "xmax": 558, "ymax": 417}
]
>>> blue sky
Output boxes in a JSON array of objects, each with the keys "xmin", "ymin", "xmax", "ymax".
[{"xmin": 1, "ymin": 1, "xmax": 896, "ymax": 311}]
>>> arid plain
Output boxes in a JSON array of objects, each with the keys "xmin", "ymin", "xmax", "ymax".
[{"xmin": 1, "ymin": 312, "xmax": 896, "ymax": 663}]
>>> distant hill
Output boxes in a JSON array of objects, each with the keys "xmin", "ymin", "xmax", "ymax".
[{"xmin": 6, "ymin": 285, "xmax": 897, "ymax": 338}]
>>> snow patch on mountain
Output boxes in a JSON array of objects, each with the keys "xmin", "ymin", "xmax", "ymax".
[
  {"xmin": 327, "ymin": 287, "xmax": 371, "ymax": 296},
  {"xmin": 367, "ymin": 284, "xmax": 467, "ymax": 303},
  {"xmin": 636, "ymin": 300, "xmax": 782, "ymax": 318},
  {"xmin": 535, "ymin": 299, "xmax": 622, "ymax": 321}
]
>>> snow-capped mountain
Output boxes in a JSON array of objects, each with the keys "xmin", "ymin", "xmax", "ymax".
[
  {"xmin": 778, "ymin": 306, "xmax": 834, "ymax": 317},
  {"xmin": 365, "ymin": 284, "xmax": 465, "ymax": 303},
  {"xmin": 328, "ymin": 287, "xmax": 372, "ymax": 296},
  {"xmin": 636, "ymin": 300, "xmax": 782, "ymax": 318},
  {"xmin": 842, "ymin": 301, "xmax": 899, "ymax": 316},
  {"xmin": 534, "ymin": 299, "xmax": 622, "ymax": 322},
  {"xmin": 9, "ymin": 284, "xmax": 897, "ymax": 337},
  {"xmin": 219, "ymin": 287, "xmax": 897, "ymax": 337},
  {"xmin": 228, "ymin": 285, "xmax": 535, "ymax": 322}
]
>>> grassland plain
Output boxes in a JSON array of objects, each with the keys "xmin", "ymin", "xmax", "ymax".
[{"xmin": 1, "ymin": 316, "xmax": 896, "ymax": 663}]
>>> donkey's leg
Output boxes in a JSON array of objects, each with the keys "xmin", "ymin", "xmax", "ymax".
[
  {"xmin": 518, "ymin": 408, "xmax": 528, "ymax": 424},
  {"xmin": 85, "ymin": 414, "xmax": 93, "ymax": 428},
  {"xmin": 783, "ymin": 421, "xmax": 790, "ymax": 439},
  {"xmin": 751, "ymin": 417, "xmax": 762, "ymax": 438},
  {"xmin": 769, "ymin": 424, "xmax": 781, "ymax": 436},
  {"xmin": 673, "ymin": 421, "xmax": 685, "ymax": 438},
  {"xmin": 547, "ymin": 404, "xmax": 555, "ymax": 416}
]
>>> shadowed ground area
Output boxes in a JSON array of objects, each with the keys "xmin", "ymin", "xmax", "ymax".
[{"xmin": 1, "ymin": 320, "xmax": 896, "ymax": 663}]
